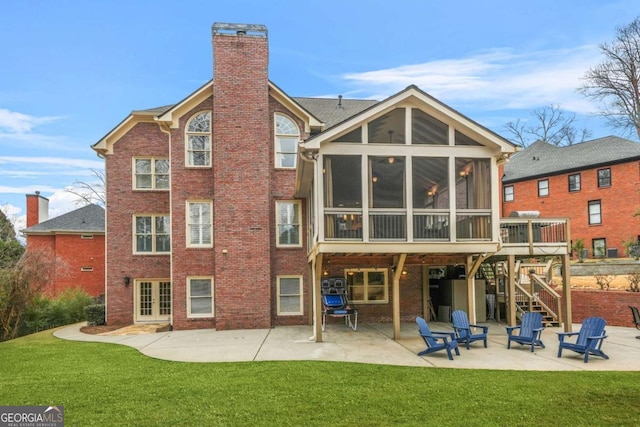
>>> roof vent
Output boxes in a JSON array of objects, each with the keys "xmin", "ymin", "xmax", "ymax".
[{"xmin": 337, "ymin": 95, "xmax": 343, "ymax": 109}]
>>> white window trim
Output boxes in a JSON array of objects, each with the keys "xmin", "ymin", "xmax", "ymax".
[
  {"xmin": 588, "ymin": 200, "xmax": 602, "ymax": 225},
  {"xmin": 186, "ymin": 201, "xmax": 213, "ymax": 248},
  {"xmin": 133, "ymin": 157, "xmax": 170, "ymax": 190},
  {"xmin": 185, "ymin": 111, "xmax": 212, "ymax": 168},
  {"xmin": 503, "ymin": 185, "xmax": 514, "ymax": 202},
  {"xmin": 345, "ymin": 268, "xmax": 388, "ymax": 304},
  {"xmin": 274, "ymin": 113, "xmax": 300, "ymax": 169},
  {"xmin": 81, "ymin": 267, "xmax": 94, "ymax": 272},
  {"xmin": 276, "ymin": 200, "xmax": 302, "ymax": 248},
  {"xmin": 133, "ymin": 214, "xmax": 171, "ymax": 254},
  {"xmin": 187, "ymin": 276, "xmax": 214, "ymax": 318},
  {"xmin": 538, "ymin": 179, "xmax": 549, "ymax": 197},
  {"xmin": 276, "ymin": 275, "xmax": 303, "ymax": 316}
]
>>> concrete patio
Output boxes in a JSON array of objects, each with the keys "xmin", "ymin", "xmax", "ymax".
[{"xmin": 54, "ymin": 320, "xmax": 640, "ymax": 370}]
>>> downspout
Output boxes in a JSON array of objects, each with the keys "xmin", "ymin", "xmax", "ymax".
[
  {"xmin": 298, "ymin": 148, "xmax": 320, "ymax": 340},
  {"xmin": 157, "ymin": 120, "xmax": 173, "ymax": 330}
]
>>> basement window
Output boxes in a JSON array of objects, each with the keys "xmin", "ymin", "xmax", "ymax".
[{"xmin": 81, "ymin": 267, "xmax": 94, "ymax": 272}]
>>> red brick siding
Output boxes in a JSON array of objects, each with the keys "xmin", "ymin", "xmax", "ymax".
[
  {"xmin": 104, "ymin": 121, "xmax": 171, "ymax": 325},
  {"xmin": 212, "ymin": 32, "xmax": 272, "ymax": 330},
  {"xmin": 562, "ymin": 289, "xmax": 640, "ymax": 327},
  {"xmin": 169, "ymin": 97, "xmax": 216, "ymax": 331},
  {"xmin": 269, "ymin": 98, "xmax": 311, "ymax": 326},
  {"xmin": 26, "ymin": 234, "xmax": 105, "ymax": 297},
  {"xmin": 502, "ymin": 161, "xmax": 640, "ymax": 256},
  {"xmin": 320, "ymin": 265, "xmax": 425, "ymax": 325}
]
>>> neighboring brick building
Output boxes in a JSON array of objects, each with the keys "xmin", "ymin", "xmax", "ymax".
[
  {"xmin": 501, "ymin": 137, "xmax": 640, "ymax": 258},
  {"xmin": 93, "ymin": 23, "xmax": 548, "ymax": 334},
  {"xmin": 22, "ymin": 193, "xmax": 105, "ymax": 297}
]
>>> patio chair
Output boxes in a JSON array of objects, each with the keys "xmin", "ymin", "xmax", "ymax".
[
  {"xmin": 557, "ymin": 316, "xmax": 609, "ymax": 363},
  {"xmin": 506, "ymin": 311, "xmax": 545, "ymax": 352},
  {"xmin": 321, "ymin": 278, "xmax": 357, "ymax": 331},
  {"xmin": 629, "ymin": 306, "xmax": 640, "ymax": 339},
  {"xmin": 451, "ymin": 310, "xmax": 489, "ymax": 349},
  {"xmin": 415, "ymin": 317, "xmax": 460, "ymax": 360}
]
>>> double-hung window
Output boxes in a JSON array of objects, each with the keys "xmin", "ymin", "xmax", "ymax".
[
  {"xmin": 598, "ymin": 168, "xmax": 611, "ymax": 188},
  {"xmin": 187, "ymin": 201, "xmax": 212, "ymax": 247},
  {"xmin": 134, "ymin": 158, "xmax": 169, "ymax": 190},
  {"xmin": 588, "ymin": 200, "xmax": 602, "ymax": 225},
  {"xmin": 568, "ymin": 173, "xmax": 581, "ymax": 192},
  {"xmin": 186, "ymin": 111, "xmax": 211, "ymax": 167},
  {"xmin": 134, "ymin": 215, "xmax": 170, "ymax": 254},
  {"xmin": 503, "ymin": 185, "xmax": 514, "ymax": 202},
  {"xmin": 187, "ymin": 277, "xmax": 214, "ymax": 317},
  {"xmin": 277, "ymin": 276, "xmax": 303, "ymax": 315},
  {"xmin": 538, "ymin": 179, "xmax": 549, "ymax": 197},
  {"xmin": 275, "ymin": 114, "xmax": 299, "ymax": 168},
  {"xmin": 276, "ymin": 201, "xmax": 301, "ymax": 247}
]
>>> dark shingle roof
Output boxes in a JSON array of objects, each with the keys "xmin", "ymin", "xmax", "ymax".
[
  {"xmin": 22, "ymin": 204, "xmax": 105, "ymax": 234},
  {"xmin": 503, "ymin": 136, "xmax": 640, "ymax": 183},
  {"xmin": 132, "ymin": 105, "xmax": 175, "ymax": 115},
  {"xmin": 293, "ymin": 97, "xmax": 379, "ymax": 128}
]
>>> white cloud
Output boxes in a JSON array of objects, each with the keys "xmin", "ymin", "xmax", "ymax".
[
  {"xmin": 341, "ymin": 45, "xmax": 600, "ymax": 114},
  {"xmin": 0, "ymin": 156, "xmax": 103, "ymax": 169},
  {"xmin": 0, "ymin": 108, "xmax": 63, "ymax": 134}
]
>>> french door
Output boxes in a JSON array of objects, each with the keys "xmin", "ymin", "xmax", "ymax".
[{"xmin": 136, "ymin": 280, "xmax": 171, "ymax": 322}]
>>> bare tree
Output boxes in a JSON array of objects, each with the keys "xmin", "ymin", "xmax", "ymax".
[
  {"xmin": 65, "ymin": 168, "xmax": 105, "ymax": 207},
  {"xmin": 579, "ymin": 17, "xmax": 640, "ymax": 139},
  {"xmin": 0, "ymin": 247, "xmax": 55, "ymax": 341},
  {"xmin": 0, "ymin": 209, "xmax": 17, "ymax": 242},
  {"xmin": 504, "ymin": 105, "xmax": 592, "ymax": 147}
]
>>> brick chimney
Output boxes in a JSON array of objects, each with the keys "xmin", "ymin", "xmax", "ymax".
[
  {"xmin": 211, "ymin": 23, "xmax": 272, "ymax": 330},
  {"xmin": 26, "ymin": 191, "xmax": 49, "ymax": 227}
]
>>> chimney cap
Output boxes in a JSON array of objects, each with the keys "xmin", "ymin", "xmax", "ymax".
[{"xmin": 212, "ymin": 23, "xmax": 267, "ymax": 37}]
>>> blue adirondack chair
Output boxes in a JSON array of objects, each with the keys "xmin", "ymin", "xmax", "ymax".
[
  {"xmin": 451, "ymin": 310, "xmax": 488, "ymax": 349},
  {"xmin": 416, "ymin": 317, "xmax": 460, "ymax": 360},
  {"xmin": 557, "ymin": 316, "xmax": 609, "ymax": 363},
  {"xmin": 506, "ymin": 311, "xmax": 545, "ymax": 352}
]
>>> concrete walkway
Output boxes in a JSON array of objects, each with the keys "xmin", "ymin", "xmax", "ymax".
[{"xmin": 54, "ymin": 321, "xmax": 640, "ymax": 370}]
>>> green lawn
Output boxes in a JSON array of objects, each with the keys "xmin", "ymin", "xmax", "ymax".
[{"xmin": 1, "ymin": 330, "xmax": 639, "ymax": 426}]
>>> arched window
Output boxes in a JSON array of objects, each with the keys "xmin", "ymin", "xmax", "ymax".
[
  {"xmin": 186, "ymin": 111, "xmax": 211, "ymax": 167},
  {"xmin": 275, "ymin": 114, "xmax": 299, "ymax": 168}
]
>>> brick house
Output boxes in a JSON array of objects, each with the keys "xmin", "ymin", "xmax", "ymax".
[
  {"xmin": 501, "ymin": 137, "xmax": 640, "ymax": 258},
  {"xmin": 94, "ymin": 23, "xmax": 575, "ymax": 338},
  {"xmin": 21, "ymin": 193, "xmax": 105, "ymax": 297}
]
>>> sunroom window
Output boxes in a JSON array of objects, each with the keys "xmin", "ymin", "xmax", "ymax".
[
  {"xmin": 455, "ymin": 158, "xmax": 491, "ymax": 239},
  {"xmin": 368, "ymin": 108, "xmax": 405, "ymax": 144},
  {"xmin": 324, "ymin": 156, "xmax": 362, "ymax": 239},
  {"xmin": 412, "ymin": 109, "xmax": 448, "ymax": 145},
  {"xmin": 413, "ymin": 157, "xmax": 449, "ymax": 239}
]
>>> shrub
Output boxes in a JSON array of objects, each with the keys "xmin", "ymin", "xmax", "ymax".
[
  {"xmin": 20, "ymin": 288, "xmax": 94, "ymax": 336},
  {"xmin": 627, "ymin": 272, "xmax": 640, "ymax": 292},
  {"xmin": 594, "ymin": 274, "xmax": 615, "ymax": 291},
  {"xmin": 84, "ymin": 304, "xmax": 106, "ymax": 326}
]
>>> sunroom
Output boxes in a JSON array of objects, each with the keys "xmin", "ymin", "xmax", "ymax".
[{"xmin": 295, "ymin": 86, "xmax": 523, "ymax": 342}]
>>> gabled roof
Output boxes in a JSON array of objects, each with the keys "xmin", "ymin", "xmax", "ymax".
[
  {"xmin": 502, "ymin": 136, "xmax": 640, "ymax": 183},
  {"xmin": 293, "ymin": 97, "xmax": 378, "ymax": 129},
  {"xmin": 300, "ymin": 85, "xmax": 517, "ymax": 151},
  {"xmin": 22, "ymin": 204, "xmax": 105, "ymax": 235}
]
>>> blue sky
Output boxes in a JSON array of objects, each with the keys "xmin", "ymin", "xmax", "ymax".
[{"xmin": 0, "ymin": 0, "xmax": 637, "ymax": 232}]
